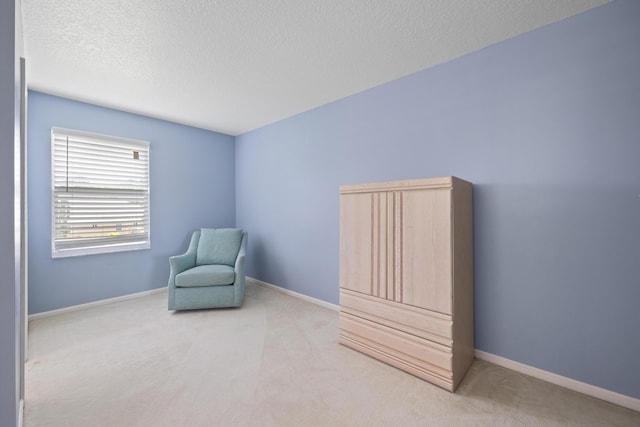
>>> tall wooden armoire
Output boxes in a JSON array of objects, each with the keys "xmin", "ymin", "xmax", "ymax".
[{"xmin": 339, "ymin": 176, "xmax": 473, "ymax": 392}]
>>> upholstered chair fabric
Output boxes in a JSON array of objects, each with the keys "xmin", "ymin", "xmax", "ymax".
[{"xmin": 168, "ymin": 229, "xmax": 247, "ymax": 310}]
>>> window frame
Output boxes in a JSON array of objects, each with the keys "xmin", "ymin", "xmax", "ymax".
[{"xmin": 50, "ymin": 127, "xmax": 151, "ymax": 258}]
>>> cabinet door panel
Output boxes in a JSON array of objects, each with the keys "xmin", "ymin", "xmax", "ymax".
[
  {"xmin": 401, "ymin": 189, "xmax": 452, "ymax": 314},
  {"xmin": 340, "ymin": 193, "xmax": 373, "ymax": 295}
]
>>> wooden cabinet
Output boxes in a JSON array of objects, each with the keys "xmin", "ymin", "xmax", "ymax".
[{"xmin": 339, "ymin": 176, "xmax": 473, "ymax": 392}]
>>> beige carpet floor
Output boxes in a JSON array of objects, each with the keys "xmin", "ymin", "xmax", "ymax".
[{"xmin": 25, "ymin": 282, "xmax": 640, "ymax": 426}]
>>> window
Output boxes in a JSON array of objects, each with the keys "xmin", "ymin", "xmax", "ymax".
[{"xmin": 51, "ymin": 128, "xmax": 150, "ymax": 258}]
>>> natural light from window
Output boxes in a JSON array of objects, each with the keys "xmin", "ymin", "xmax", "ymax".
[{"xmin": 51, "ymin": 127, "xmax": 150, "ymax": 258}]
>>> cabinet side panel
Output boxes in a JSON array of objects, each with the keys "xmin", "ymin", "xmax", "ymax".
[
  {"xmin": 401, "ymin": 188, "xmax": 453, "ymax": 314},
  {"xmin": 451, "ymin": 180, "xmax": 474, "ymax": 389},
  {"xmin": 340, "ymin": 193, "xmax": 374, "ymax": 295}
]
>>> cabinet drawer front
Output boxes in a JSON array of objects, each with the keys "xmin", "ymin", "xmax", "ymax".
[
  {"xmin": 340, "ymin": 289, "xmax": 453, "ymax": 346},
  {"xmin": 340, "ymin": 312, "xmax": 453, "ymax": 376}
]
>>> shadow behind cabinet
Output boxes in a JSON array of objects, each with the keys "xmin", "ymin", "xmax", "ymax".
[{"xmin": 339, "ymin": 176, "xmax": 473, "ymax": 392}]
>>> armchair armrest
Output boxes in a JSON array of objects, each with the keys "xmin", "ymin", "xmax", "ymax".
[
  {"xmin": 234, "ymin": 232, "xmax": 247, "ymax": 273},
  {"xmin": 169, "ymin": 253, "xmax": 195, "ymax": 276},
  {"xmin": 234, "ymin": 254, "xmax": 245, "ymax": 273},
  {"xmin": 232, "ymin": 232, "xmax": 248, "ymax": 306},
  {"xmin": 168, "ymin": 231, "xmax": 199, "ymax": 287}
]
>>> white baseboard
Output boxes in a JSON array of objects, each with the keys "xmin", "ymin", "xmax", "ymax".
[
  {"xmin": 475, "ymin": 350, "xmax": 640, "ymax": 413},
  {"xmin": 246, "ymin": 277, "xmax": 339, "ymax": 311},
  {"xmin": 247, "ymin": 278, "xmax": 639, "ymax": 412},
  {"xmin": 28, "ymin": 287, "xmax": 166, "ymax": 321}
]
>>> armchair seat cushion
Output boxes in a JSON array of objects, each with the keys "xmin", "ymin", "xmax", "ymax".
[{"xmin": 175, "ymin": 265, "xmax": 235, "ymax": 288}]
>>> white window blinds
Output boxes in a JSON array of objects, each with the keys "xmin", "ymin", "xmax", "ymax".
[{"xmin": 51, "ymin": 128, "xmax": 150, "ymax": 258}]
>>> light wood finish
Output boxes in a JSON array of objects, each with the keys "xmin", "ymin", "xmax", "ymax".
[
  {"xmin": 339, "ymin": 192, "xmax": 374, "ymax": 296},
  {"xmin": 341, "ymin": 289, "xmax": 452, "ymax": 347},
  {"xmin": 451, "ymin": 180, "xmax": 475, "ymax": 388},
  {"xmin": 401, "ymin": 188, "xmax": 452, "ymax": 314},
  {"xmin": 339, "ymin": 176, "xmax": 473, "ymax": 392}
]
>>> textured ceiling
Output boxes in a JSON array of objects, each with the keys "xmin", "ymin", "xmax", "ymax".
[{"xmin": 22, "ymin": 0, "xmax": 609, "ymax": 136}]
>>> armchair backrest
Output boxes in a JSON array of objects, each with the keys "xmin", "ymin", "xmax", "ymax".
[{"xmin": 195, "ymin": 228, "xmax": 244, "ymax": 267}]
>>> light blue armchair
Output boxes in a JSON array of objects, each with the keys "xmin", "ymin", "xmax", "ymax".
[{"xmin": 168, "ymin": 228, "xmax": 247, "ymax": 310}]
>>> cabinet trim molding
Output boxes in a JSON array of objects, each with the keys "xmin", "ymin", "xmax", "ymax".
[{"xmin": 340, "ymin": 176, "xmax": 464, "ymax": 194}]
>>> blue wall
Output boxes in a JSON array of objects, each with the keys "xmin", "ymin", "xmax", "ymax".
[
  {"xmin": 28, "ymin": 92, "xmax": 236, "ymax": 314},
  {"xmin": 236, "ymin": 0, "xmax": 640, "ymax": 399}
]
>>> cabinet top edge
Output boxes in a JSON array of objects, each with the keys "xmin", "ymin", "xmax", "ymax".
[{"xmin": 340, "ymin": 176, "xmax": 471, "ymax": 193}]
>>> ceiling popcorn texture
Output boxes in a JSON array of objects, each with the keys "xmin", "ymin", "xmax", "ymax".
[{"xmin": 22, "ymin": 0, "xmax": 609, "ymax": 135}]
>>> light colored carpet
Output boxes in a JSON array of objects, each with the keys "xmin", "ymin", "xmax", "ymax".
[{"xmin": 26, "ymin": 283, "xmax": 640, "ymax": 426}]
